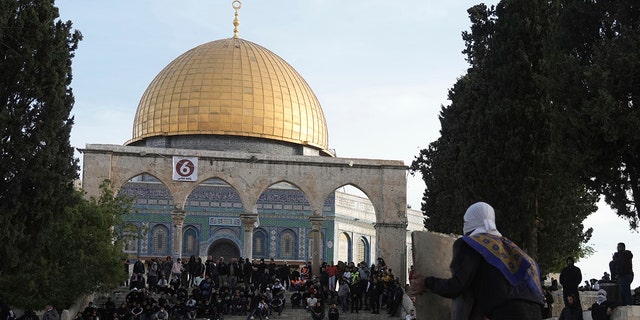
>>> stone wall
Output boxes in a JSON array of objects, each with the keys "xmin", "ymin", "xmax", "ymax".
[
  {"xmin": 545, "ymin": 290, "xmax": 640, "ymax": 320},
  {"xmin": 546, "ymin": 306, "xmax": 640, "ymax": 320}
]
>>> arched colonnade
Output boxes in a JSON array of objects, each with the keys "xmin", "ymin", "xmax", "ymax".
[{"xmin": 81, "ymin": 144, "xmax": 409, "ymax": 281}]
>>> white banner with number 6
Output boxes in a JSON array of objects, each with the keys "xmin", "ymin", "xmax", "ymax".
[{"xmin": 172, "ymin": 156, "xmax": 198, "ymax": 181}]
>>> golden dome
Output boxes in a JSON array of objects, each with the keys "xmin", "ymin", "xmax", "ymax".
[{"xmin": 128, "ymin": 38, "xmax": 329, "ymax": 154}]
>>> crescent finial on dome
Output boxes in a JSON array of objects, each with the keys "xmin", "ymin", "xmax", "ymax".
[{"xmin": 232, "ymin": 0, "xmax": 241, "ymax": 38}]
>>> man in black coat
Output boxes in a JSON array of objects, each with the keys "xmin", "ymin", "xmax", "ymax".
[
  {"xmin": 560, "ymin": 257, "xmax": 582, "ymax": 308},
  {"xmin": 610, "ymin": 242, "xmax": 634, "ymax": 305}
]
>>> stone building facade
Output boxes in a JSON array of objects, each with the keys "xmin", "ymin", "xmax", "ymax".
[{"xmin": 80, "ymin": 9, "xmax": 424, "ymax": 281}]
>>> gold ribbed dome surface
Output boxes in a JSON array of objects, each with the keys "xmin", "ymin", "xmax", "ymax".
[{"xmin": 128, "ymin": 38, "xmax": 329, "ymax": 152}]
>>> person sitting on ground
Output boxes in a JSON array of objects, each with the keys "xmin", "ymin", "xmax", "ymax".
[
  {"xmin": 291, "ymin": 289, "xmax": 303, "ymax": 308},
  {"xmin": 405, "ymin": 308, "xmax": 416, "ymax": 320},
  {"xmin": 559, "ymin": 293, "xmax": 583, "ymax": 320},
  {"xmin": 328, "ymin": 303, "xmax": 340, "ymax": 320},
  {"xmin": 311, "ymin": 301, "xmax": 325, "ymax": 320},
  {"xmin": 306, "ymin": 294, "xmax": 318, "ymax": 311},
  {"xmin": 155, "ymin": 306, "xmax": 169, "ymax": 320}
]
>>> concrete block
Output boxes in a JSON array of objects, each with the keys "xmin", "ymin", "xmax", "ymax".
[{"xmin": 411, "ymin": 231, "xmax": 458, "ymax": 319}]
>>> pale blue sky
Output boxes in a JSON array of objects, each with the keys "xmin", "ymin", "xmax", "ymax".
[{"xmin": 57, "ymin": 0, "xmax": 639, "ymax": 287}]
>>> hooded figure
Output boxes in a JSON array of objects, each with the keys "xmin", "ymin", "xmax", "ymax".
[
  {"xmin": 591, "ymin": 289, "xmax": 616, "ymax": 320},
  {"xmin": 559, "ymin": 293, "xmax": 583, "ymax": 320},
  {"xmin": 411, "ymin": 202, "xmax": 544, "ymax": 320}
]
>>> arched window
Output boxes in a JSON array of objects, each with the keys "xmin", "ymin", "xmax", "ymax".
[
  {"xmin": 123, "ymin": 224, "xmax": 138, "ymax": 253},
  {"xmin": 308, "ymin": 231, "xmax": 326, "ymax": 261},
  {"xmin": 183, "ymin": 227, "xmax": 198, "ymax": 257},
  {"xmin": 253, "ymin": 230, "xmax": 266, "ymax": 257},
  {"xmin": 356, "ymin": 237, "xmax": 368, "ymax": 264},
  {"xmin": 151, "ymin": 225, "xmax": 169, "ymax": 255},
  {"xmin": 279, "ymin": 230, "xmax": 296, "ymax": 259},
  {"xmin": 338, "ymin": 233, "xmax": 351, "ymax": 263}
]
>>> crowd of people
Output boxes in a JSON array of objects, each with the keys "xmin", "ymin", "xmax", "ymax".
[
  {"xmin": 83, "ymin": 255, "xmax": 408, "ymax": 320},
  {"xmin": 551, "ymin": 241, "xmax": 636, "ymax": 320}
]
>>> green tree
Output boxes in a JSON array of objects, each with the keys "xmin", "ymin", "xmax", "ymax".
[
  {"xmin": 552, "ymin": 0, "xmax": 640, "ymax": 229},
  {"xmin": 1, "ymin": 182, "xmax": 130, "ymax": 308},
  {"xmin": 0, "ymin": 0, "xmax": 129, "ymax": 308},
  {"xmin": 411, "ymin": 0, "xmax": 596, "ymax": 273},
  {"xmin": 0, "ymin": 0, "xmax": 81, "ymax": 266}
]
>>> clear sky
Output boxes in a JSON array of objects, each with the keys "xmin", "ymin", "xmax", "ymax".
[{"xmin": 56, "ymin": 0, "xmax": 639, "ymax": 288}]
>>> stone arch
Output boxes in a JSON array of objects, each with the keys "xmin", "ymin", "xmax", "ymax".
[
  {"xmin": 181, "ymin": 177, "xmax": 245, "ymax": 214},
  {"xmin": 256, "ymin": 181, "xmax": 312, "ymax": 216},
  {"xmin": 81, "ymin": 146, "xmax": 409, "ymax": 282},
  {"xmin": 113, "ymin": 171, "xmax": 174, "ymax": 202},
  {"xmin": 325, "ymin": 181, "xmax": 381, "ymax": 221},
  {"xmin": 203, "ymin": 227, "xmax": 241, "ymax": 257},
  {"xmin": 207, "ymin": 239, "xmax": 241, "ymax": 262},
  {"xmin": 184, "ymin": 178, "xmax": 243, "ymax": 214},
  {"xmin": 117, "ymin": 173, "xmax": 175, "ymax": 210}
]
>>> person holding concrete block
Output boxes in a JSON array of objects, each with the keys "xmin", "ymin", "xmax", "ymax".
[{"xmin": 410, "ymin": 202, "xmax": 544, "ymax": 320}]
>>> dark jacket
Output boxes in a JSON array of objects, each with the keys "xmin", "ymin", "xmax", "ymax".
[
  {"xmin": 560, "ymin": 265, "xmax": 583, "ymax": 291},
  {"xmin": 427, "ymin": 237, "xmax": 543, "ymax": 319},
  {"xmin": 559, "ymin": 302, "xmax": 583, "ymax": 320},
  {"xmin": 611, "ymin": 250, "xmax": 633, "ymax": 277},
  {"xmin": 591, "ymin": 300, "xmax": 616, "ymax": 320}
]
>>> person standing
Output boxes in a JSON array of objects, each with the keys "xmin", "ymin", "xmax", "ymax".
[
  {"xmin": 337, "ymin": 279, "xmax": 350, "ymax": 313},
  {"xmin": 327, "ymin": 262, "xmax": 338, "ymax": 292},
  {"xmin": 610, "ymin": 242, "xmax": 634, "ymax": 305},
  {"xmin": 187, "ymin": 255, "xmax": 198, "ymax": 288},
  {"xmin": 217, "ymin": 256, "xmax": 229, "ymax": 288},
  {"xmin": 410, "ymin": 202, "xmax": 544, "ymax": 320},
  {"xmin": 172, "ymin": 258, "xmax": 184, "ymax": 282},
  {"xmin": 133, "ymin": 258, "xmax": 145, "ymax": 277},
  {"xmin": 162, "ymin": 256, "xmax": 173, "ymax": 281},
  {"xmin": 560, "ymin": 257, "xmax": 582, "ymax": 308},
  {"xmin": 542, "ymin": 286, "xmax": 554, "ymax": 319},
  {"xmin": 243, "ymin": 257, "xmax": 253, "ymax": 287},
  {"xmin": 124, "ymin": 259, "xmax": 131, "ymax": 286},
  {"xmin": 279, "ymin": 260, "xmax": 291, "ymax": 290}
]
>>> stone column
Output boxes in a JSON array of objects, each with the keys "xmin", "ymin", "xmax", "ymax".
[
  {"xmin": 375, "ymin": 222, "xmax": 408, "ymax": 284},
  {"xmin": 240, "ymin": 213, "xmax": 258, "ymax": 259},
  {"xmin": 171, "ymin": 210, "xmax": 187, "ymax": 259},
  {"xmin": 309, "ymin": 216, "xmax": 325, "ymax": 276}
]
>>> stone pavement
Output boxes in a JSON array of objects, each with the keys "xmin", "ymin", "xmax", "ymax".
[{"xmin": 221, "ymin": 306, "xmax": 401, "ymax": 320}]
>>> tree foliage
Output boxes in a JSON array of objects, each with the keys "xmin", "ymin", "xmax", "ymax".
[
  {"xmin": 0, "ymin": 0, "xmax": 129, "ymax": 309},
  {"xmin": 552, "ymin": 0, "xmax": 640, "ymax": 229},
  {"xmin": 0, "ymin": 182, "xmax": 130, "ymax": 308},
  {"xmin": 0, "ymin": 0, "xmax": 81, "ymax": 266},
  {"xmin": 410, "ymin": 0, "xmax": 597, "ymax": 274}
]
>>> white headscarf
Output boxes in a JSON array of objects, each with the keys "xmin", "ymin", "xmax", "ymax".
[
  {"xmin": 463, "ymin": 202, "xmax": 502, "ymax": 237},
  {"xmin": 596, "ymin": 289, "xmax": 607, "ymax": 304}
]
